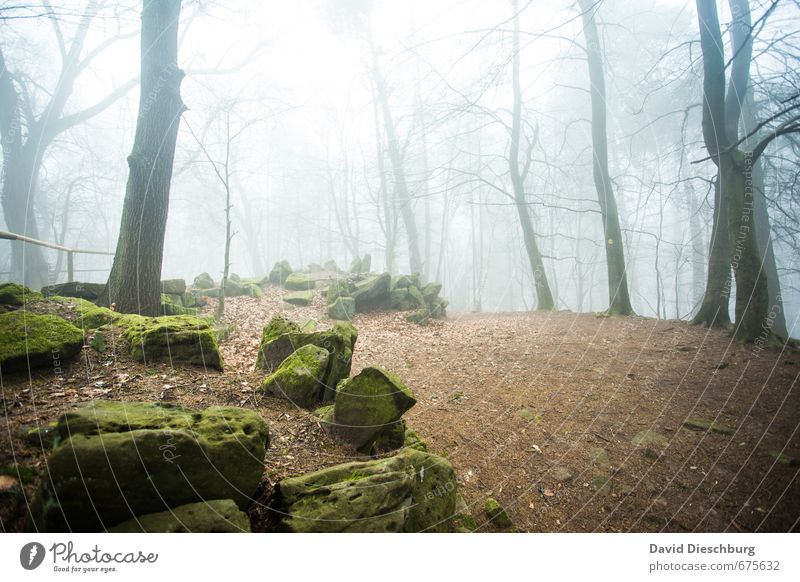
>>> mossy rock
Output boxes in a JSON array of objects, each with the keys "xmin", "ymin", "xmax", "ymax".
[
  {"xmin": 421, "ymin": 282, "xmax": 443, "ymax": 303},
  {"xmin": 41, "ymin": 281, "xmax": 104, "ymax": 301},
  {"xmin": 256, "ymin": 318, "xmax": 357, "ymax": 402},
  {"xmin": 160, "ymin": 302, "xmax": 199, "ymax": 316},
  {"xmin": 406, "ymin": 307, "xmax": 431, "ymax": 325},
  {"xmin": 192, "ymin": 272, "xmax": 215, "ymax": 290},
  {"xmin": 0, "ymin": 282, "xmax": 42, "ymax": 308},
  {"xmin": 283, "ymin": 272, "xmax": 315, "ymax": 291},
  {"xmin": 352, "ymin": 272, "xmax": 391, "ymax": 312},
  {"xmin": 682, "ymin": 418, "xmax": 734, "ymax": 435},
  {"xmin": 327, "ymin": 296, "xmax": 355, "ymax": 321},
  {"xmin": 107, "ymin": 499, "xmax": 251, "ymax": 533},
  {"xmin": 269, "ymin": 448, "xmax": 456, "ymax": 532},
  {"xmin": 124, "ymin": 315, "xmax": 223, "ymax": 370},
  {"xmin": 323, "ymin": 367, "xmax": 416, "ymax": 452},
  {"xmin": 31, "ymin": 401, "xmax": 269, "ymax": 532},
  {"xmin": 284, "ymin": 290, "xmax": 313, "ymax": 306},
  {"xmin": 268, "ymin": 260, "xmax": 293, "ymax": 285},
  {"xmin": 349, "ymin": 256, "xmax": 363, "ymax": 273},
  {"xmin": 404, "ymin": 429, "xmax": 428, "ymax": 452},
  {"xmin": 390, "ymin": 275, "xmax": 413, "ymax": 291},
  {"xmin": 17, "ymin": 421, "xmax": 59, "ymax": 449},
  {"xmin": 244, "ymin": 282, "xmax": 262, "ymax": 298},
  {"xmin": 485, "ymin": 497, "xmax": 512, "ymax": 529},
  {"xmin": 326, "ymin": 278, "xmax": 355, "ymax": 304},
  {"xmin": 0, "ymin": 312, "xmax": 84, "ymax": 374},
  {"xmin": 76, "ymin": 306, "xmax": 120, "ymax": 329},
  {"xmin": 389, "ymin": 289, "xmax": 416, "ymax": 311},
  {"xmin": 161, "ymin": 292, "xmax": 184, "ymax": 307},
  {"xmin": 430, "ymin": 297, "xmax": 448, "ymax": 318},
  {"xmin": 323, "ymin": 260, "xmax": 340, "ymax": 272},
  {"xmin": 262, "ymin": 344, "xmax": 330, "ymax": 408},
  {"xmin": 161, "ymin": 279, "xmax": 186, "ymax": 295}
]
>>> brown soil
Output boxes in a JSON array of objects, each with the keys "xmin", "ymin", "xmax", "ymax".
[{"xmin": 2, "ymin": 288, "xmax": 799, "ymax": 532}]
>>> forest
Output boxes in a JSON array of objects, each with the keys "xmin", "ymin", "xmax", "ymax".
[{"xmin": 0, "ymin": 0, "xmax": 798, "ymax": 534}]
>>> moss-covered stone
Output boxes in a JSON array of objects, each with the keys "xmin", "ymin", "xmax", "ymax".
[
  {"xmin": 327, "ymin": 296, "xmax": 355, "ymax": 320},
  {"xmin": 77, "ymin": 306, "xmax": 120, "ymax": 329},
  {"xmin": 0, "ymin": 312, "xmax": 84, "ymax": 373},
  {"xmin": 284, "ymin": 290, "xmax": 313, "ymax": 306},
  {"xmin": 193, "ymin": 272, "xmax": 215, "ymax": 290},
  {"xmin": 421, "ymin": 282, "xmax": 443, "ymax": 303},
  {"xmin": 42, "ymin": 281, "xmax": 104, "ymax": 301},
  {"xmin": 325, "ymin": 278, "xmax": 354, "ymax": 304},
  {"xmin": 124, "ymin": 315, "xmax": 223, "ymax": 370},
  {"xmin": 323, "ymin": 367, "xmax": 416, "ymax": 452},
  {"xmin": 256, "ymin": 318, "xmax": 357, "ymax": 402},
  {"xmin": 0, "ymin": 282, "xmax": 42, "ymax": 308},
  {"xmin": 268, "ymin": 260, "xmax": 293, "ymax": 285},
  {"xmin": 406, "ymin": 307, "xmax": 431, "ymax": 325},
  {"xmin": 682, "ymin": 418, "xmax": 734, "ymax": 435},
  {"xmin": 404, "ymin": 428, "xmax": 428, "ymax": 452},
  {"xmin": 485, "ymin": 497, "xmax": 512, "ymax": 528},
  {"xmin": 352, "ymin": 272, "xmax": 391, "ymax": 311},
  {"xmin": 108, "ymin": 499, "xmax": 251, "ymax": 533},
  {"xmin": 244, "ymin": 282, "xmax": 262, "ymax": 298},
  {"xmin": 31, "ymin": 401, "xmax": 269, "ymax": 532},
  {"xmin": 283, "ymin": 272, "xmax": 315, "ymax": 291},
  {"xmin": 262, "ymin": 344, "xmax": 330, "ymax": 408},
  {"xmin": 270, "ymin": 448, "xmax": 456, "ymax": 532},
  {"xmin": 349, "ymin": 256, "xmax": 363, "ymax": 273},
  {"xmin": 430, "ymin": 297, "xmax": 448, "ymax": 318},
  {"xmin": 161, "ymin": 279, "xmax": 186, "ymax": 295},
  {"xmin": 323, "ymin": 259, "xmax": 340, "ymax": 272}
]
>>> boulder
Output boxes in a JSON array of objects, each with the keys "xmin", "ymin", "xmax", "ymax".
[
  {"xmin": 244, "ymin": 282, "xmax": 262, "ymax": 298},
  {"xmin": 323, "ymin": 260, "xmax": 340, "ymax": 272},
  {"xmin": 421, "ymin": 282, "xmax": 443, "ymax": 303},
  {"xmin": 41, "ymin": 281, "xmax": 104, "ymax": 301},
  {"xmin": 31, "ymin": 401, "xmax": 269, "ymax": 532},
  {"xmin": 108, "ymin": 499, "xmax": 251, "ymax": 533},
  {"xmin": 269, "ymin": 448, "xmax": 457, "ymax": 533},
  {"xmin": 78, "ymin": 306, "xmax": 121, "ymax": 329},
  {"xmin": 161, "ymin": 279, "xmax": 187, "ymax": 295},
  {"xmin": 406, "ymin": 308, "xmax": 431, "ymax": 325},
  {"xmin": 389, "ymin": 289, "xmax": 415, "ymax": 311},
  {"xmin": 485, "ymin": 497, "xmax": 512, "ymax": 529},
  {"xmin": 349, "ymin": 256, "xmax": 363, "ymax": 273},
  {"xmin": 0, "ymin": 312, "xmax": 84, "ymax": 374},
  {"xmin": 0, "ymin": 282, "xmax": 42, "ymax": 309},
  {"xmin": 430, "ymin": 297, "xmax": 448, "ymax": 319},
  {"xmin": 193, "ymin": 272, "xmax": 215, "ymax": 290},
  {"xmin": 408, "ymin": 285, "xmax": 426, "ymax": 308},
  {"xmin": 229, "ymin": 273, "xmax": 241, "ymax": 283},
  {"xmin": 283, "ymin": 290, "xmax": 313, "ymax": 306},
  {"xmin": 321, "ymin": 367, "xmax": 416, "ymax": 452},
  {"xmin": 361, "ymin": 253, "xmax": 372, "ymax": 273},
  {"xmin": 124, "ymin": 315, "xmax": 224, "ymax": 370},
  {"xmin": 222, "ymin": 278, "xmax": 247, "ymax": 297},
  {"xmin": 351, "ymin": 272, "xmax": 391, "ymax": 311},
  {"xmin": 262, "ymin": 344, "xmax": 330, "ymax": 408},
  {"xmin": 256, "ymin": 318, "xmax": 357, "ymax": 402},
  {"xmin": 327, "ymin": 296, "xmax": 355, "ymax": 321},
  {"xmin": 325, "ymin": 278, "xmax": 354, "ymax": 304},
  {"xmin": 283, "ymin": 272, "xmax": 315, "ymax": 291},
  {"xmin": 267, "ymin": 260, "xmax": 293, "ymax": 285}
]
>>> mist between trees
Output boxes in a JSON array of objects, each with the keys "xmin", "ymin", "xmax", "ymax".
[{"xmin": 1, "ymin": 0, "xmax": 798, "ymax": 339}]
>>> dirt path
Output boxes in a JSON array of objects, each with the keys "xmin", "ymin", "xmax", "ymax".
[{"xmin": 2, "ymin": 290, "xmax": 799, "ymax": 532}]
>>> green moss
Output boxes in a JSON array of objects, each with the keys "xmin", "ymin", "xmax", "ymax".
[
  {"xmin": 78, "ymin": 306, "xmax": 120, "ymax": 329},
  {"xmin": 0, "ymin": 463, "xmax": 38, "ymax": 483},
  {"xmin": 404, "ymin": 428, "xmax": 428, "ymax": 452},
  {"xmin": 485, "ymin": 497, "xmax": 512, "ymax": 528},
  {"xmin": 0, "ymin": 311, "xmax": 84, "ymax": 373},
  {"xmin": 262, "ymin": 344, "xmax": 330, "ymax": 408},
  {"xmin": 284, "ymin": 272, "xmax": 315, "ymax": 291},
  {"xmin": 268, "ymin": 260, "xmax": 293, "ymax": 285},
  {"xmin": 0, "ymin": 282, "xmax": 42, "ymax": 307},
  {"xmin": 108, "ymin": 499, "xmax": 251, "ymax": 533},
  {"xmin": 123, "ymin": 315, "xmax": 223, "ymax": 370},
  {"xmin": 284, "ymin": 290, "xmax": 313, "ymax": 306},
  {"xmin": 325, "ymin": 279, "xmax": 354, "ymax": 304}
]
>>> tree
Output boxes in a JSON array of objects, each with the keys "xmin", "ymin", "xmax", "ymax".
[
  {"xmin": 578, "ymin": 0, "xmax": 634, "ymax": 316},
  {"xmin": 100, "ymin": 0, "xmax": 184, "ymax": 315}
]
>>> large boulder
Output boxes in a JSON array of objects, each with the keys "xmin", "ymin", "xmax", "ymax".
[
  {"xmin": 351, "ymin": 272, "xmax": 391, "ymax": 311},
  {"xmin": 269, "ymin": 448, "xmax": 457, "ymax": 532},
  {"xmin": 321, "ymin": 367, "xmax": 416, "ymax": 452},
  {"xmin": 327, "ymin": 296, "xmax": 355, "ymax": 321},
  {"xmin": 256, "ymin": 317, "xmax": 357, "ymax": 402},
  {"xmin": 325, "ymin": 278, "xmax": 354, "ymax": 305},
  {"xmin": 283, "ymin": 272, "xmax": 315, "ymax": 291},
  {"xmin": 124, "ymin": 315, "xmax": 224, "ymax": 370},
  {"xmin": 161, "ymin": 279, "xmax": 187, "ymax": 295},
  {"xmin": 262, "ymin": 344, "xmax": 330, "ymax": 408},
  {"xmin": 0, "ymin": 312, "xmax": 84, "ymax": 374},
  {"xmin": 108, "ymin": 499, "xmax": 251, "ymax": 533},
  {"xmin": 283, "ymin": 290, "xmax": 313, "ymax": 306},
  {"xmin": 323, "ymin": 259, "xmax": 340, "ymax": 273},
  {"xmin": 0, "ymin": 282, "xmax": 42, "ymax": 309},
  {"xmin": 421, "ymin": 282, "xmax": 443, "ymax": 303},
  {"xmin": 31, "ymin": 401, "xmax": 269, "ymax": 532},
  {"xmin": 41, "ymin": 281, "xmax": 105, "ymax": 301},
  {"xmin": 193, "ymin": 272, "xmax": 215, "ymax": 290},
  {"xmin": 268, "ymin": 260, "xmax": 293, "ymax": 285}
]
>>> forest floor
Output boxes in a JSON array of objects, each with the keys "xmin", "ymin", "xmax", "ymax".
[{"xmin": 2, "ymin": 287, "xmax": 799, "ymax": 532}]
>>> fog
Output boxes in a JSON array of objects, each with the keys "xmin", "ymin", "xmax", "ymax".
[{"xmin": 1, "ymin": 0, "xmax": 798, "ymax": 334}]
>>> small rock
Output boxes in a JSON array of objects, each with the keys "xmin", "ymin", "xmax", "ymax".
[{"xmin": 485, "ymin": 497, "xmax": 512, "ymax": 529}]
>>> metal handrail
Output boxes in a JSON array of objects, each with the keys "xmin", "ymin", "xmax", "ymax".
[{"xmin": 0, "ymin": 229, "xmax": 114, "ymax": 283}]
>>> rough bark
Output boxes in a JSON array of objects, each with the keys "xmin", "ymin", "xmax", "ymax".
[
  {"xmin": 100, "ymin": 0, "xmax": 184, "ymax": 315},
  {"xmin": 578, "ymin": 0, "xmax": 634, "ymax": 316}
]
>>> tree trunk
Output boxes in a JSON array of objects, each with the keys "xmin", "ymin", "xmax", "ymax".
[
  {"xmin": 101, "ymin": 0, "xmax": 184, "ymax": 315},
  {"xmin": 578, "ymin": 0, "xmax": 634, "ymax": 315},
  {"xmin": 510, "ymin": 0, "xmax": 554, "ymax": 310}
]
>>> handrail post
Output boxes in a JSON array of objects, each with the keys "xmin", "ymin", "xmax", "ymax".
[{"xmin": 67, "ymin": 251, "xmax": 74, "ymax": 283}]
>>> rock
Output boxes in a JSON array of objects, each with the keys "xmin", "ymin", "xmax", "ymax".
[
  {"xmin": 407, "ymin": 285, "xmax": 426, "ymax": 308},
  {"xmin": 77, "ymin": 306, "xmax": 120, "ymax": 329},
  {"xmin": 404, "ymin": 429, "xmax": 428, "ymax": 452},
  {"xmin": 108, "ymin": 499, "xmax": 251, "ymax": 533},
  {"xmin": 323, "ymin": 260, "xmax": 340, "ymax": 272},
  {"xmin": 262, "ymin": 344, "xmax": 330, "ymax": 408},
  {"xmin": 485, "ymin": 497, "xmax": 512, "ymax": 528},
  {"xmin": 193, "ymin": 272, "xmax": 215, "ymax": 290},
  {"xmin": 632, "ymin": 431, "xmax": 669, "ymax": 459},
  {"xmin": 244, "ymin": 282, "xmax": 262, "ymax": 298},
  {"xmin": 268, "ymin": 260, "xmax": 293, "ymax": 285},
  {"xmin": 0, "ymin": 312, "xmax": 84, "ymax": 374},
  {"xmin": 589, "ymin": 447, "xmax": 612, "ymax": 470},
  {"xmin": 349, "ymin": 256, "xmax": 363, "ymax": 273},
  {"xmin": 269, "ymin": 448, "xmax": 457, "ymax": 532},
  {"xmin": 161, "ymin": 279, "xmax": 186, "ymax": 295},
  {"xmin": 406, "ymin": 308, "xmax": 431, "ymax": 325},
  {"xmin": 322, "ymin": 367, "xmax": 416, "ymax": 452},
  {"xmin": 0, "ymin": 475, "xmax": 24, "ymax": 518},
  {"xmin": 326, "ymin": 278, "xmax": 354, "ymax": 304},
  {"xmin": 327, "ymin": 296, "xmax": 355, "ymax": 321},
  {"xmin": 256, "ymin": 318, "xmax": 357, "ymax": 402},
  {"xmin": 124, "ymin": 315, "xmax": 223, "ymax": 370},
  {"xmin": 389, "ymin": 289, "xmax": 414, "ymax": 311},
  {"xmin": 421, "ymin": 282, "xmax": 442, "ymax": 303},
  {"xmin": 31, "ymin": 401, "xmax": 269, "ymax": 532},
  {"xmin": 229, "ymin": 273, "xmax": 241, "ymax": 282},
  {"xmin": 222, "ymin": 278, "xmax": 247, "ymax": 297},
  {"xmin": 308, "ymin": 263, "xmax": 324, "ymax": 273},
  {"xmin": 283, "ymin": 272, "xmax": 315, "ymax": 291},
  {"xmin": 18, "ymin": 422, "xmax": 58, "ymax": 449},
  {"xmin": 352, "ymin": 272, "xmax": 391, "ymax": 311},
  {"xmin": 391, "ymin": 274, "xmax": 413, "ymax": 290},
  {"xmin": 769, "ymin": 451, "xmax": 798, "ymax": 466},
  {"xmin": 41, "ymin": 281, "xmax": 104, "ymax": 301},
  {"xmin": 682, "ymin": 418, "xmax": 734, "ymax": 435},
  {"xmin": 430, "ymin": 297, "xmax": 448, "ymax": 318},
  {"xmin": 284, "ymin": 290, "xmax": 313, "ymax": 306},
  {"xmin": 0, "ymin": 282, "xmax": 42, "ymax": 308},
  {"xmin": 361, "ymin": 253, "xmax": 372, "ymax": 272}
]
